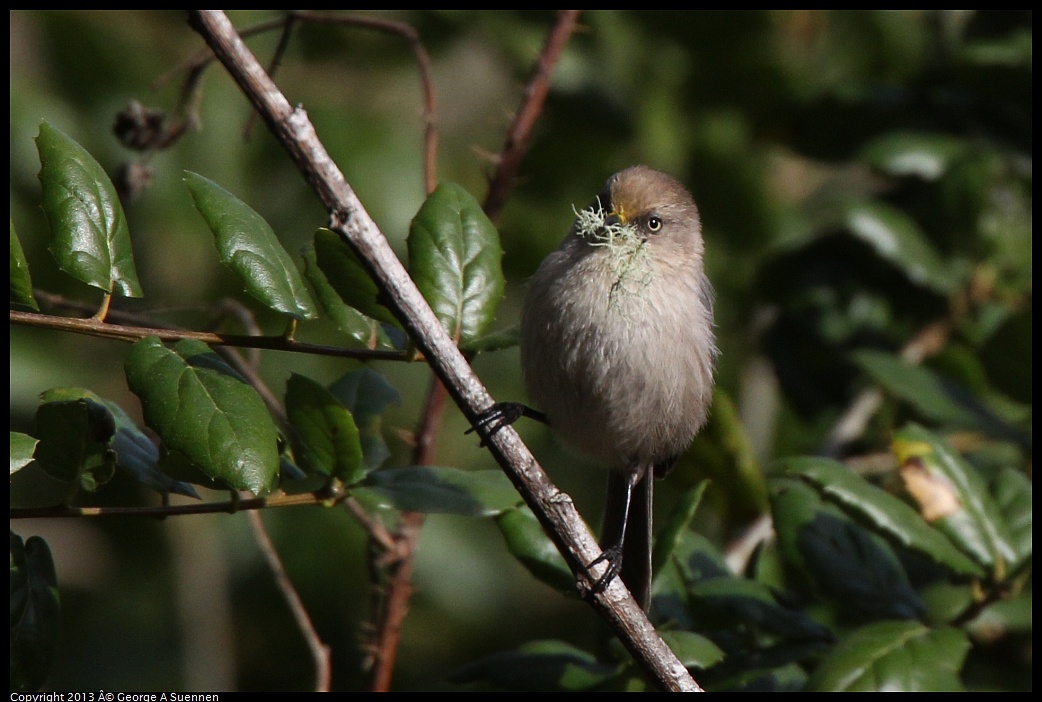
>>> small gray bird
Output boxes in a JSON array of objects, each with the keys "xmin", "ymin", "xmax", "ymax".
[{"xmin": 478, "ymin": 166, "xmax": 716, "ymax": 610}]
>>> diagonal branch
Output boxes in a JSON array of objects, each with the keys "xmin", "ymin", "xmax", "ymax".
[{"xmin": 189, "ymin": 10, "xmax": 700, "ymax": 692}]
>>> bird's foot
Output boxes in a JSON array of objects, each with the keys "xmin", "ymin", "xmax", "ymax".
[{"xmin": 466, "ymin": 402, "xmax": 538, "ymax": 446}]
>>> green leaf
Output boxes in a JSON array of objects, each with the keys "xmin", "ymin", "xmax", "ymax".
[
  {"xmin": 327, "ymin": 368, "xmax": 400, "ymax": 472},
  {"xmin": 33, "ymin": 397, "xmax": 117, "ymax": 492},
  {"xmin": 807, "ymin": 621, "xmax": 969, "ymax": 691},
  {"xmin": 688, "ymin": 575, "xmax": 835, "ymax": 642},
  {"xmin": 35, "ymin": 122, "xmax": 141, "ymax": 297},
  {"xmin": 990, "ymin": 467, "xmax": 1032, "ymax": 574},
  {"xmin": 494, "ymin": 506, "xmax": 573, "ymax": 593},
  {"xmin": 10, "ymin": 533, "xmax": 61, "ymax": 692},
  {"xmin": 842, "ymin": 199, "xmax": 956, "ymax": 294},
  {"xmin": 124, "ymin": 337, "xmax": 279, "ymax": 495},
  {"xmin": 407, "ymin": 182, "xmax": 504, "ymax": 346},
  {"xmin": 777, "ymin": 456, "xmax": 985, "ymax": 578},
  {"xmin": 860, "ymin": 131, "xmax": 968, "ymax": 181},
  {"xmin": 10, "ymin": 432, "xmax": 38, "ymax": 476},
  {"xmin": 658, "ymin": 630, "xmax": 726, "ymax": 670},
  {"xmin": 39, "ymin": 387, "xmax": 198, "ymax": 498},
  {"xmin": 853, "ymin": 350, "xmax": 1027, "ymax": 444},
  {"xmin": 769, "ymin": 477, "xmax": 926, "ymax": 621},
  {"xmin": 10, "ymin": 221, "xmax": 38, "ymax": 310},
  {"xmin": 355, "ymin": 466, "xmax": 520, "ymax": 517},
  {"xmin": 285, "ymin": 373, "xmax": 364, "ymax": 483},
  {"xmin": 301, "ymin": 241, "xmax": 394, "ymax": 347},
  {"xmin": 892, "ymin": 424, "xmax": 1018, "ymax": 581},
  {"xmin": 651, "ymin": 480, "xmax": 709, "ymax": 578},
  {"xmin": 313, "ymin": 227, "xmax": 399, "ymax": 326},
  {"xmin": 463, "ymin": 325, "xmax": 520, "ymax": 353},
  {"xmin": 450, "ymin": 640, "xmax": 616, "ymax": 692},
  {"xmin": 183, "ymin": 171, "xmax": 317, "ymax": 320}
]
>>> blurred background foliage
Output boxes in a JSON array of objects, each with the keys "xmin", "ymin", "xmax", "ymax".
[{"xmin": 9, "ymin": 10, "xmax": 1030, "ymax": 691}]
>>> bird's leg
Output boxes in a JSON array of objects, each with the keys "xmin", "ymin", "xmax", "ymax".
[
  {"xmin": 589, "ymin": 466, "xmax": 644, "ymax": 595},
  {"xmin": 466, "ymin": 402, "xmax": 548, "ymax": 446}
]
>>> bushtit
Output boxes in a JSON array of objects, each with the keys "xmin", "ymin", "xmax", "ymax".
[{"xmin": 482, "ymin": 166, "xmax": 716, "ymax": 610}]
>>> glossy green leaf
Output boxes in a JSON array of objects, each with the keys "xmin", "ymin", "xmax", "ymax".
[
  {"xmin": 842, "ymin": 199, "xmax": 956, "ymax": 293},
  {"xmin": 464, "ymin": 325, "xmax": 520, "ymax": 353},
  {"xmin": 10, "ymin": 533, "xmax": 61, "ymax": 692},
  {"xmin": 301, "ymin": 241, "xmax": 393, "ymax": 347},
  {"xmin": 407, "ymin": 182, "xmax": 504, "ymax": 346},
  {"xmin": 777, "ymin": 456, "xmax": 984, "ymax": 577},
  {"xmin": 658, "ymin": 630, "xmax": 725, "ymax": 670},
  {"xmin": 494, "ymin": 506, "xmax": 573, "ymax": 593},
  {"xmin": 35, "ymin": 122, "xmax": 141, "ymax": 297},
  {"xmin": 853, "ymin": 349, "xmax": 1026, "ymax": 444},
  {"xmin": 770, "ymin": 477, "xmax": 926, "ymax": 621},
  {"xmin": 33, "ymin": 398, "xmax": 116, "ymax": 492},
  {"xmin": 124, "ymin": 337, "xmax": 279, "ymax": 495},
  {"xmin": 893, "ymin": 424, "xmax": 1018, "ymax": 580},
  {"xmin": 327, "ymin": 368, "xmax": 400, "ymax": 472},
  {"xmin": 651, "ymin": 480, "xmax": 709, "ymax": 578},
  {"xmin": 10, "ymin": 432, "xmax": 38, "ymax": 476},
  {"xmin": 184, "ymin": 171, "xmax": 316, "ymax": 320},
  {"xmin": 355, "ymin": 466, "xmax": 520, "ymax": 517},
  {"xmin": 313, "ymin": 227, "xmax": 399, "ymax": 326},
  {"xmin": 449, "ymin": 640, "xmax": 615, "ymax": 692},
  {"xmin": 807, "ymin": 621, "xmax": 969, "ymax": 692},
  {"xmin": 688, "ymin": 575, "xmax": 835, "ymax": 642},
  {"xmin": 39, "ymin": 387, "xmax": 197, "ymax": 498},
  {"xmin": 860, "ymin": 132, "xmax": 967, "ymax": 181},
  {"xmin": 991, "ymin": 467, "xmax": 1032, "ymax": 573},
  {"xmin": 285, "ymin": 373, "xmax": 364, "ymax": 483},
  {"xmin": 10, "ymin": 220, "xmax": 37, "ymax": 310}
]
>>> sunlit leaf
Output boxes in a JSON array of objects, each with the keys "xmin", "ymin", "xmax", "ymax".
[
  {"xmin": 853, "ymin": 349, "xmax": 1027, "ymax": 444},
  {"xmin": 651, "ymin": 480, "xmax": 709, "ymax": 578},
  {"xmin": 10, "ymin": 432, "xmax": 38, "ymax": 476},
  {"xmin": 777, "ymin": 457, "xmax": 984, "ymax": 578},
  {"xmin": 494, "ymin": 506, "xmax": 573, "ymax": 593},
  {"xmin": 124, "ymin": 337, "xmax": 279, "ymax": 495},
  {"xmin": 893, "ymin": 424, "xmax": 1018, "ymax": 581},
  {"xmin": 10, "ymin": 220, "xmax": 38, "ymax": 310},
  {"xmin": 184, "ymin": 171, "xmax": 317, "ymax": 320},
  {"xmin": 35, "ymin": 122, "xmax": 141, "ymax": 297},
  {"xmin": 407, "ymin": 182, "xmax": 504, "ymax": 347},
  {"xmin": 807, "ymin": 621, "xmax": 969, "ymax": 691},
  {"xmin": 10, "ymin": 533, "xmax": 61, "ymax": 692},
  {"xmin": 860, "ymin": 132, "xmax": 967, "ymax": 181},
  {"xmin": 659, "ymin": 630, "xmax": 726, "ymax": 670},
  {"xmin": 842, "ymin": 199, "xmax": 956, "ymax": 293}
]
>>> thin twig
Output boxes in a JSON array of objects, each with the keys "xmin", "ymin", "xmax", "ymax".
[
  {"xmin": 188, "ymin": 10, "xmax": 700, "ymax": 691},
  {"xmin": 10, "ymin": 309, "xmax": 409, "ymax": 362},
  {"xmin": 482, "ymin": 10, "xmax": 582, "ymax": 223},
  {"xmin": 248, "ymin": 510, "xmax": 333, "ymax": 691},
  {"xmin": 10, "ymin": 490, "xmax": 340, "ymax": 519}
]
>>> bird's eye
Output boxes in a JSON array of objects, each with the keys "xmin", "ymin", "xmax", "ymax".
[{"xmin": 647, "ymin": 216, "xmax": 663, "ymax": 233}]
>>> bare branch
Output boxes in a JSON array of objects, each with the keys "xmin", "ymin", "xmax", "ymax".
[
  {"xmin": 482, "ymin": 10, "xmax": 582, "ymax": 223},
  {"xmin": 248, "ymin": 510, "xmax": 332, "ymax": 692}
]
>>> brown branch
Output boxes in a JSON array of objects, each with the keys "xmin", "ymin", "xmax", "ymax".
[
  {"xmin": 9, "ymin": 490, "xmax": 338, "ymax": 519},
  {"xmin": 10, "ymin": 309, "xmax": 409, "ymax": 362},
  {"xmin": 248, "ymin": 510, "xmax": 332, "ymax": 692},
  {"xmin": 188, "ymin": 10, "xmax": 700, "ymax": 692},
  {"xmin": 482, "ymin": 10, "xmax": 582, "ymax": 223}
]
